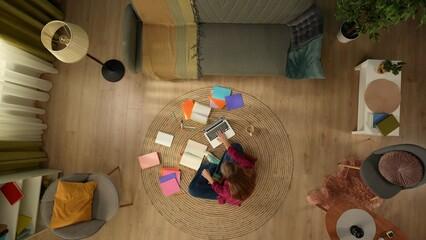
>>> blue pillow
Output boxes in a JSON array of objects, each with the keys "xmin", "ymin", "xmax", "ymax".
[{"xmin": 285, "ymin": 36, "xmax": 325, "ymax": 80}]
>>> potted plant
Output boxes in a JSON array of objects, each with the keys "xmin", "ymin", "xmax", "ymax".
[
  {"xmin": 336, "ymin": 0, "xmax": 426, "ymax": 42},
  {"xmin": 377, "ymin": 60, "xmax": 405, "ymax": 75},
  {"xmin": 337, "ymin": 21, "xmax": 359, "ymax": 43}
]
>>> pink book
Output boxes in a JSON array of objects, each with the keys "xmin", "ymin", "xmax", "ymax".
[
  {"xmin": 159, "ymin": 178, "xmax": 180, "ymax": 196},
  {"xmin": 162, "ymin": 170, "xmax": 181, "ymax": 185},
  {"xmin": 138, "ymin": 152, "xmax": 160, "ymax": 169}
]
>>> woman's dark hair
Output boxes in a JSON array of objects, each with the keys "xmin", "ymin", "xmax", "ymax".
[{"xmin": 221, "ymin": 162, "xmax": 256, "ymax": 201}]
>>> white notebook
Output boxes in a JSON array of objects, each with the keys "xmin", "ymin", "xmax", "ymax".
[
  {"xmin": 190, "ymin": 102, "xmax": 211, "ymax": 124},
  {"xmin": 180, "ymin": 140, "xmax": 207, "ymax": 170},
  {"xmin": 155, "ymin": 131, "xmax": 174, "ymax": 147}
]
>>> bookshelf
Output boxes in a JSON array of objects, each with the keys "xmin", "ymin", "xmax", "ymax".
[
  {"xmin": 352, "ymin": 59, "xmax": 401, "ymax": 136},
  {"xmin": 0, "ymin": 169, "xmax": 61, "ymax": 240}
]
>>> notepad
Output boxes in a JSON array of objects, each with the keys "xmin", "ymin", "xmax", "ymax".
[
  {"xmin": 190, "ymin": 102, "xmax": 211, "ymax": 124},
  {"xmin": 225, "ymin": 93, "xmax": 244, "ymax": 110},
  {"xmin": 212, "ymin": 86, "xmax": 232, "ymax": 100},
  {"xmin": 209, "ymin": 94, "xmax": 226, "ymax": 109},
  {"xmin": 159, "ymin": 177, "xmax": 180, "ymax": 196},
  {"xmin": 155, "ymin": 131, "xmax": 174, "ymax": 147},
  {"xmin": 0, "ymin": 181, "xmax": 24, "ymax": 206},
  {"xmin": 138, "ymin": 152, "xmax": 160, "ymax": 169},
  {"xmin": 180, "ymin": 140, "xmax": 207, "ymax": 170},
  {"xmin": 181, "ymin": 99, "xmax": 195, "ymax": 120}
]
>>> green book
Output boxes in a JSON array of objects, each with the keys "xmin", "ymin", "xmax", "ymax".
[{"xmin": 375, "ymin": 114, "xmax": 400, "ymax": 136}]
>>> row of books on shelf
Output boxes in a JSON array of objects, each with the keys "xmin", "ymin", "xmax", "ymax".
[
  {"xmin": 0, "ymin": 215, "xmax": 32, "ymax": 240},
  {"xmin": 368, "ymin": 113, "xmax": 400, "ymax": 136},
  {"xmin": 0, "ymin": 224, "xmax": 7, "ymax": 240}
]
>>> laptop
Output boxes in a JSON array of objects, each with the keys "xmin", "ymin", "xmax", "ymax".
[{"xmin": 203, "ymin": 117, "xmax": 235, "ymax": 148}]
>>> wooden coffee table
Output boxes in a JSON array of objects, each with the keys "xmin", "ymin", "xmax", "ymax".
[{"xmin": 325, "ymin": 202, "xmax": 409, "ymax": 240}]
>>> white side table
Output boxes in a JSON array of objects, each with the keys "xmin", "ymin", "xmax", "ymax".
[{"xmin": 352, "ymin": 59, "xmax": 401, "ymax": 136}]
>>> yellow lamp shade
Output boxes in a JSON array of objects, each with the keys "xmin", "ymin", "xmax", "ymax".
[{"xmin": 41, "ymin": 20, "xmax": 89, "ymax": 63}]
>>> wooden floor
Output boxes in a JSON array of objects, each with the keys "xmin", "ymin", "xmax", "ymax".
[{"xmin": 33, "ymin": 0, "xmax": 426, "ymax": 239}]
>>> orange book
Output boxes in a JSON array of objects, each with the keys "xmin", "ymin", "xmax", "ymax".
[
  {"xmin": 208, "ymin": 95, "xmax": 226, "ymax": 109},
  {"xmin": 181, "ymin": 99, "xmax": 194, "ymax": 120}
]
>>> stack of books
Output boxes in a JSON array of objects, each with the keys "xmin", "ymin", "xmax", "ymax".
[
  {"xmin": 369, "ymin": 113, "xmax": 400, "ymax": 136},
  {"xmin": 159, "ymin": 167, "xmax": 181, "ymax": 196}
]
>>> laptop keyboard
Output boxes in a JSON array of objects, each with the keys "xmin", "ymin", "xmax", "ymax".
[{"xmin": 206, "ymin": 121, "xmax": 230, "ymax": 141}]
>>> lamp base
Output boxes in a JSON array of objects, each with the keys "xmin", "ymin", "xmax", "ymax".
[{"xmin": 102, "ymin": 59, "xmax": 125, "ymax": 82}]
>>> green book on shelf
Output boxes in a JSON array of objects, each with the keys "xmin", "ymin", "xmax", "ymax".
[{"xmin": 375, "ymin": 114, "xmax": 400, "ymax": 136}]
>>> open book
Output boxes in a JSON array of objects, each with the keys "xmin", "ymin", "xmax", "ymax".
[
  {"xmin": 190, "ymin": 102, "xmax": 211, "ymax": 124},
  {"xmin": 180, "ymin": 140, "xmax": 207, "ymax": 170}
]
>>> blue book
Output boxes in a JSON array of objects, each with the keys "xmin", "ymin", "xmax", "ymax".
[
  {"xmin": 371, "ymin": 113, "xmax": 389, "ymax": 128},
  {"xmin": 16, "ymin": 229, "xmax": 31, "ymax": 240},
  {"xmin": 225, "ymin": 93, "xmax": 244, "ymax": 110}
]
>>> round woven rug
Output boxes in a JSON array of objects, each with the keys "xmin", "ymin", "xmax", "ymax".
[{"xmin": 141, "ymin": 87, "xmax": 293, "ymax": 239}]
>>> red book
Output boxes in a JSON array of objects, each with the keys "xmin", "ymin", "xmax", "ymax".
[{"xmin": 0, "ymin": 182, "xmax": 24, "ymax": 205}]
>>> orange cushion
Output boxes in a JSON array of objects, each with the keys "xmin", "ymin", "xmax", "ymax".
[{"xmin": 50, "ymin": 180, "xmax": 97, "ymax": 229}]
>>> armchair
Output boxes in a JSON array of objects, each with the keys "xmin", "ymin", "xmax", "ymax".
[
  {"xmin": 360, "ymin": 144, "xmax": 426, "ymax": 199},
  {"xmin": 40, "ymin": 168, "xmax": 132, "ymax": 239}
]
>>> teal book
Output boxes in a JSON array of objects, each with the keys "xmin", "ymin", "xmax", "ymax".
[
  {"xmin": 212, "ymin": 86, "xmax": 232, "ymax": 100},
  {"xmin": 204, "ymin": 151, "xmax": 220, "ymax": 164}
]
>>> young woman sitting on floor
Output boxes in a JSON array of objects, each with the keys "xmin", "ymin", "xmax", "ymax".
[{"xmin": 188, "ymin": 131, "xmax": 256, "ymax": 206}]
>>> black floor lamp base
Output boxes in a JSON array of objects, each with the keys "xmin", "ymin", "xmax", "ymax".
[{"xmin": 102, "ymin": 59, "xmax": 125, "ymax": 82}]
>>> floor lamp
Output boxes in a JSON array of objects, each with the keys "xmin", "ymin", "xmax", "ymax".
[{"xmin": 41, "ymin": 20, "xmax": 125, "ymax": 82}]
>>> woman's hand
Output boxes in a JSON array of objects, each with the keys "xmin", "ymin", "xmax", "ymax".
[
  {"xmin": 201, "ymin": 169, "xmax": 214, "ymax": 184},
  {"xmin": 216, "ymin": 131, "xmax": 231, "ymax": 149}
]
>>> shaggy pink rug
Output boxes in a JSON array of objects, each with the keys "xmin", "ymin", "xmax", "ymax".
[{"xmin": 307, "ymin": 158, "xmax": 384, "ymax": 211}]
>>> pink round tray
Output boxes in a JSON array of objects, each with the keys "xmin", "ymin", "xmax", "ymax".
[{"xmin": 364, "ymin": 79, "xmax": 401, "ymax": 113}]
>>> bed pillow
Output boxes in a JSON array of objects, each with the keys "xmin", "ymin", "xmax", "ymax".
[
  {"xmin": 378, "ymin": 151, "xmax": 423, "ymax": 187},
  {"xmin": 50, "ymin": 180, "xmax": 97, "ymax": 229},
  {"xmin": 285, "ymin": 36, "xmax": 325, "ymax": 79},
  {"xmin": 286, "ymin": 4, "xmax": 323, "ymax": 49}
]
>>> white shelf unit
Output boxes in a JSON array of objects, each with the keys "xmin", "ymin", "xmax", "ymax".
[
  {"xmin": 352, "ymin": 59, "xmax": 402, "ymax": 136},
  {"xmin": 0, "ymin": 169, "xmax": 61, "ymax": 240}
]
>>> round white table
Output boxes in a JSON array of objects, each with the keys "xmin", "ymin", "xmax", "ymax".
[{"xmin": 336, "ymin": 208, "xmax": 376, "ymax": 239}]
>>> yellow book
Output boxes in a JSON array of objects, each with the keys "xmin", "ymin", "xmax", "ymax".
[{"xmin": 16, "ymin": 215, "xmax": 31, "ymax": 236}]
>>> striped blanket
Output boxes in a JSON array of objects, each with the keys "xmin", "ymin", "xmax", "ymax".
[{"xmin": 132, "ymin": 0, "xmax": 198, "ymax": 80}]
